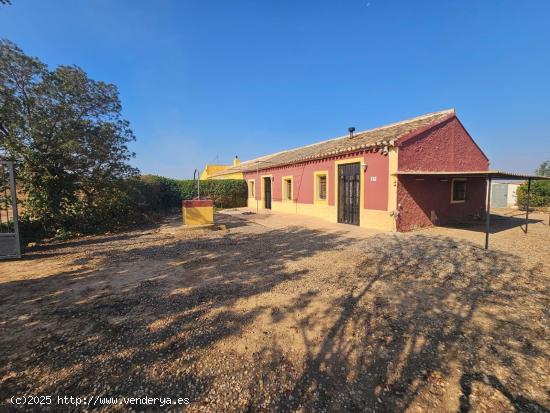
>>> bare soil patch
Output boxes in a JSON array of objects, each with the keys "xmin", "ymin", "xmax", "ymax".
[{"xmin": 1, "ymin": 212, "xmax": 549, "ymax": 412}]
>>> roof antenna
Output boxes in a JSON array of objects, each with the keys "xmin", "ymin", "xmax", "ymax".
[{"xmin": 348, "ymin": 127, "xmax": 355, "ymax": 138}]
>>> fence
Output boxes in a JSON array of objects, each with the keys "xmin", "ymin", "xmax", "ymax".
[{"xmin": 0, "ymin": 160, "xmax": 21, "ymax": 259}]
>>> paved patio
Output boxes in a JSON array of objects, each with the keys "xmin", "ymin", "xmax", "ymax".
[{"xmin": 219, "ymin": 207, "xmax": 385, "ymax": 239}]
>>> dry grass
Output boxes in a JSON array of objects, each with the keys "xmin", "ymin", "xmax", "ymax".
[{"xmin": 0, "ymin": 211, "xmax": 548, "ymax": 412}]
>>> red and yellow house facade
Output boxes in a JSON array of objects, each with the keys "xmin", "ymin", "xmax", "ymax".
[
  {"xmin": 244, "ymin": 151, "xmax": 398, "ymax": 230},
  {"xmin": 212, "ymin": 109, "xmax": 490, "ymax": 232}
]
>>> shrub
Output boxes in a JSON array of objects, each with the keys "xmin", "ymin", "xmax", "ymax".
[
  {"xmin": 15, "ymin": 175, "xmax": 248, "ymax": 246},
  {"xmin": 18, "ymin": 216, "xmax": 47, "ymax": 246},
  {"xmin": 186, "ymin": 179, "xmax": 248, "ymax": 209},
  {"xmin": 134, "ymin": 177, "xmax": 247, "ymax": 210},
  {"xmin": 139, "ymin": 175, "xmax": 181, "ymax": 211},
  {"xmin": 516, "ymin": 180, "xmax": 550, "ymax": 209}
]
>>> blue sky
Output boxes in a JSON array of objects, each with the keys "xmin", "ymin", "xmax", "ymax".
[{"xmin": 1, "ymin": 0, "xmax": 549, "ymax": 178}]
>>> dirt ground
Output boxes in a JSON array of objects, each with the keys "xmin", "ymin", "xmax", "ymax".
[{"xmin": 0, "ymin": 209, "xmax": 549, "ymax": 412}]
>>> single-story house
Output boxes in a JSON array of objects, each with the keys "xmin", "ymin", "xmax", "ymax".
[
  {"xmin": 210, "ymin": 109, "xmax": 492, "ymax": 231},
  {"xmin": 208, "ymin": 109, "xmax": 548, "ymax": 233}
]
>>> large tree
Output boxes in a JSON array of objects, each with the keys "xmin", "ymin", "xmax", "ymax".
[
  {"xmin": 0, "ymin": 39, "xmax": 137, "ymax": 231},
  {"xmin": 535, "ymin": 160, "xmax": 550, "ymax": 177}
]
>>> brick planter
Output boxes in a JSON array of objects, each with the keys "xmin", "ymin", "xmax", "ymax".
[{"xmin": 182, "ymin": 199, "xmax": 214, "ymax": 226}]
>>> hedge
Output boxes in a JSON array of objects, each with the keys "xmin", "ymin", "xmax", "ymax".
[
  {"xmin": 17, "ymin": 175, "xmax": 248, "ymax": 245},
  {"xmin": 516, "ymin": 180, "xmax": 550, "ymax": 209},
  {"xmin": 139, "ymin": 175, "xmax": 248, "ymax": 210}
]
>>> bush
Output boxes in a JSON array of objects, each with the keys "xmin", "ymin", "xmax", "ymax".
[
  {"xmin": 129, "ymin": 176, "xmax": 247, "ymax": 210},
  {"xmin": 179, "ymin": 179, "xmax": 248, "ymax": 209},
  {"xmin": 15, "ymin": 175, "xmax": 248, "ymax": 246},
  {"xmin": 138, "ymin": 175, "xmax": 182, "ymax": 211},
  {"xmin": 18, "ymin": 216, "xmax": 47, "ymax": 246},
  {"xmin": 516, "ymin": 180, "xmax": 550, "ymax": 209}
]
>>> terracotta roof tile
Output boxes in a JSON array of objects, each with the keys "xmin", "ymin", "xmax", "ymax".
[{"xmin": 212, "ymin": 109, "xmax": 454, "ymax": 176}]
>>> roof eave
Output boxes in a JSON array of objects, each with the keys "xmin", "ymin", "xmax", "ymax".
[{"xmin": 239, "ymin": 142, "xmax": 396, "ymax": 173}]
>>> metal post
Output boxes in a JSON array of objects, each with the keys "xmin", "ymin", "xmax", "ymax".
[
  {"xmin": 7, "ymin": 161, "xmax": 21, "ymax": 258},
  {"xmin": 525, "ymin": 178, "xmax": 531, "ymax": 233},
  {"xmin": 485, "ymin": 176, "xmax": 492, "ymax": 250},
  {"xmin": 1, "ymin": 165, "xmax": 9, "ymax": 229},
  {"xmin": 193, "ymin": 169, "xmax": 200, "ymax": 199},
  {"xmin": 254, "ymin": 161, "xmax": 262, "ymax": 215}
]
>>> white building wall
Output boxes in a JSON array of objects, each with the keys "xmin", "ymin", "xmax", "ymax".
[{"xmin": 507, "ymin": 183, "xmax": 520, "ymax": 208}]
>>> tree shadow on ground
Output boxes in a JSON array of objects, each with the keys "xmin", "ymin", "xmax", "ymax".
[
  {"xmin": 458, "ymin": 372, "xmax": 549, "ymax": 413},
  {"xmin": 254, "ymin": 234, "xmax": 548, "ymax": 412},
  {"xmin": 442, "ymin": 213, "xmax": 542, "ymax": 234},
  {"xmin": 0, "ymin": 217, "xmax": 548, "ymax": 412},
  {"xmin": 0, "ymin": 216, "xmax": 357, "ymax": 411}
]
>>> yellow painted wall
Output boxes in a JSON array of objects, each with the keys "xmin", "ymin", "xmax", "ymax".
[
  {"xmin": 183, "ymin": 206, "xmax": 214, "ymax": 226},
  {"xmin": 210, "ymin": 171, "xmax": 244, "ymax": 180},
  {"xmin": 200, "ymin": 164, "xmax": 244, "ymax": 180},
  {"xmin": 245, "ymin": 156, "xmax": 397, "ymax": 231},
  {"xmin": 200, "ymin": 164, "xmax": 230, "ymax": 180},
  {"xmin": 360, "ymin": 209, "xmax": 395, "ymax": 231},
  {"xmin": 247, "ymin": 198, "xmax": 395, "ymax": 231}
]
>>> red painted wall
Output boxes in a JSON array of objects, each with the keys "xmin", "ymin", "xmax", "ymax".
[
  {"xmin": 182, "ymin": 199, "xmax": 213, "ymax": 208},
  {"xmin": 244, "ymin": 151, "xmax": 390, "ymax": 210},
  {"xmin": 396, "ymin": 116, "xmax": 489, "ymax": 231},
  {"xmin": 244, "ymin": 115, "xmax": 490, "ymax": 231},
  {"xmin": 398, "ymin": 117, "xmax": 489, "ymax": 172},
  {"xmin": 397, "ymin": 176, "xmax": 486, "ymax": 231}
]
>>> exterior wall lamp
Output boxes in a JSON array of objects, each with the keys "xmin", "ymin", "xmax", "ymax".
[{"xmin": 361, "ymin": 162, "xmax": 368, "ymax": 172}]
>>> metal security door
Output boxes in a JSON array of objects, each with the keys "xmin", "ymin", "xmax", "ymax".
[
  {"xmin": 490, "ymin": 183, "xmax": 507, "ymax": 208},
  {"xmin": 0, "ymin": 161, "xmax": 21, "ymax": 259},
  {"xmin": 338, "ymin": 163, "xmax": 360, "ymax": 225},
  {"xmin": 263, "ymin": 177, "xmax": 272, "ymax": 209}
]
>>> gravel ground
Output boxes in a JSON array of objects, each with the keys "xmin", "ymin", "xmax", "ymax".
[{"xmin": 0, "ymin": 211, "xmax": 548, "ymax": 412}]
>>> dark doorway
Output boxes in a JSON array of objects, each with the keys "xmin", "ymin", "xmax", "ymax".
[
  {"xmin": 263, "ymin": 177, "xmax": 272, "ymax": 209},
  {"xmin": 338, "ymin": 163, "xmax": 360, "ymax": 225}
]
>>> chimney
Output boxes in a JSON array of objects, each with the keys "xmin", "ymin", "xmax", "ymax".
[
  {"xmin": 233, "ymin": 156, "xmax": 240, "ymax": 167},
  {"xmin": 348, "ymin": 127, "xmax": 355, "ymax": 138}
]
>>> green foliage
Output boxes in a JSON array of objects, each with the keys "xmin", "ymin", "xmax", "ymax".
[
  {"xmin": 18, "ymin": 216, "xmax": 46, "ymax": 246},
  {"xmin": 175, "ymin": 179, "xmax": 248, "ymax": 208},
  {"xmin": 198, "ymin": 179, "xmax": 248, "ymax": 208},
  {"xmin": 516, "ymin": 180, "xmax": 550, "ymax": 209},
  {"xmin": 138, "ymin": 175, "xmax": 182, "ymax": 211},
  {"xmin": 0, "ymin": 40, "xmax": 248, "ymax": 246},
  {"xmin": 516, "ymin": 160, "xmax": 550, "ymax": 209},
  {"xmin": 136, "ymin": 176, "xmax": 248, "ymax": 210},
  {"xmin": 535, "ymin": 160, "xmax": 550, "ymax": 177},
  {"xmin": 1, "ymin": 39, "xmax": 137, "ymax": 236}
]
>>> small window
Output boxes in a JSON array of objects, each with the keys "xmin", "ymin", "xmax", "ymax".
[
  {"xmin": 318, "ymin": 175, "xmax": 327, "ymax": 200},
  {"xmin": 283, "ymin": 178, "xmax": 292, "ymax": 201},
  {"xmin": 248, "ymin": 181, "xmax": 255, "ymax": 197},
  {"xmin": 451, "ymin": 179, "xmax": 467, "ymax": 203}
]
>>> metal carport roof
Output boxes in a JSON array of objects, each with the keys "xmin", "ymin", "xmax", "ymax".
[
  {"xmin": 393, "ymin": 170, "xmax": 549, "ymax": 249},
  {"xmin": 394, "ymin": 170, "xmax": 550, "ymax": 180}
]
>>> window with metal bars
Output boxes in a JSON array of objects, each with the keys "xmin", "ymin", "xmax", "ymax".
[
  {"xmin": 318, "ymin": 175, "xmax": 327, "ymax": 200},
  {"xmin": 451, "ymin": 179, "xmax": 467, "ymax": 202},
  {"xmin": 284, "ymin": 178, "xmax": 292, "ymax": 201}
]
